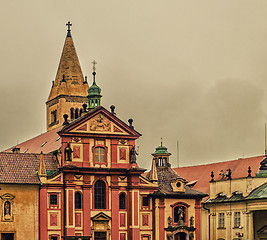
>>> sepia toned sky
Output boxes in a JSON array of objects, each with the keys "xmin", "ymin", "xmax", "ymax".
[{"xmin": 1, "ymin": 0, "xmax": 267, "ymax": 170}]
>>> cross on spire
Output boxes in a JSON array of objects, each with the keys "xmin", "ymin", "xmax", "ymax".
[
  {"xmin": 92, "ymin": 60, "xmax": 97, "ymax": 72},
  {"xmin": 66, "ymin": 21, "xmax": 72, "ymax": 37}
]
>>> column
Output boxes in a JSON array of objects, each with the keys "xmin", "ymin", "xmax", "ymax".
[
  {"xmin": 111, "ymin": 176, "xmax": 119, "ymax": 239},
  {"xmin": 83, "ymin": 185, "xmax": 91, "ymax": 236},
  {"xmin": 195, "ymin": 199, "xmax": 201, "ymax": 240}
]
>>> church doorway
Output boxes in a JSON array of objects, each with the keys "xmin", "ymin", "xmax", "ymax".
[
  {"xmin": 1, "ymin": 233, "xmax": 14, "ymax": 240},
  {"xmin": 94, "ymin": 232, "xmax": 106, "ymax": 240},
  {"xmin": 174, "ymin": 232, "xmax": 187, "ymax": 240}
]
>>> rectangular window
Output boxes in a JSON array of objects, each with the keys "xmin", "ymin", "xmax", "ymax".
[
  {"xmin": 1, "ymin": 233, "xmax": 14, "ymax": 240},
  {"xmin": 142, "ymin": 196, "xmax": 149, "ymax": 207},
  {"xmin": 234, "ymin": 212, "xmax": 241, "ymax": 228},
  {"xmin": 218, "ymin": 213, "xmax": 225, "ymax": 228},
  {"xmin": 50, "ymin": 236, "xmax": 58, "ymax": 240},
  {"xmin": 50, "ymin": 194, "xmax": 58, "ymax": 206},
  {"xmin": 95, "ymin": 147, "xmax": 105, "ymax": 163}
]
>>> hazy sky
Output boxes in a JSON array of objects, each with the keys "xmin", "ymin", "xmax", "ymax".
[{"xmin": 1, "ymin": 0, "xmax": 267, "ymax": 170}]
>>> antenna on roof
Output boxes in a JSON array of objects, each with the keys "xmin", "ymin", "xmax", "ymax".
[
  {"xmin": 177, "ymin": 140, "xmax": 179, "ymax": 168},
  {"xmin": 265, "ymin": 123, "xmax": 267, "ymax": 156}
]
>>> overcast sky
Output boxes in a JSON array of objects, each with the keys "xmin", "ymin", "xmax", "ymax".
[{"xmin": 1, "ymin": 0, "xmax": 267, "ymax": 170}]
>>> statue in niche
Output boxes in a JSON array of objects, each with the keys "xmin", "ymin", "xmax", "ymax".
[
  {"xmin": 177, "ymin": 206, "xmax": 185, "ymax": 225},
  {"xmin": 130, "ymin": 146, "xmax": 138, "ymax": 163},
  {"xmin": 168, "ymin": 216, "xmax": 172, "ymax": 227},
  {"xmin": 167, "ymin": 235, "xmax": 173, "ymax": 240},
  {"xmin": 4, "ymin": 201, "xmax": 11, "ymax": 219},
  {"xmin": 189, "ymin": 233, "xmax": 194, "ymax": 240},
  {"xmin": 65, "ymin": 143, "xmax": 73, "ymax": 161},
  {"xmin": 190, "ymin": 216, "xmax": 194, "ymax": 228}
]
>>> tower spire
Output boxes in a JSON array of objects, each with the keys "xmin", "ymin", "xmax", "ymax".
[{"xmin": 87, "ymin": 60, "xmax": 102, "ymax": 110}]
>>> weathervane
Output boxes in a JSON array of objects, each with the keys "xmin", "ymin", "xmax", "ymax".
[
  {"xmin": 92, "ymin": 60, "xmax": 97, "ymax": 72},
  {"xmin": 66, "ymin": 21, "xmax": 72, "ymax": 37},
  {"xmin": 66, "ymin": 21, "xmax": 72, "ymax": 31}
]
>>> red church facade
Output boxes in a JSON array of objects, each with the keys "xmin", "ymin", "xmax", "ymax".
[{"xmin": 39, "ymin": 106, "xmax": 159, "ymax": 240}]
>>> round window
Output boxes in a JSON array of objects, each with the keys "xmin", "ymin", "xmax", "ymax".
[{"xmin": 176, "ymin": 182, "xmax": 181, "ymax": 188}]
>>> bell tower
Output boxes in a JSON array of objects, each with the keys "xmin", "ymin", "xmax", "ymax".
[{"xmin": 46, "ymin": 22, "xmax": 89, "ymax": 131}]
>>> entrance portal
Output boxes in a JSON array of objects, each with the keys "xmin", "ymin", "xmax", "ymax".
[
  {"xmin": 1, "ymin": 233, "xmax": 14, "ymax": 240},
  {"xmin": 94, "ymin": 232, "xmax": 106, "ymax": 240},
  {"xmin": 174, "ymin": 232, "xmax": 187, "ymax": 240}
]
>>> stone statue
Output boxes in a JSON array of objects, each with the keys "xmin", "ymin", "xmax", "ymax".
[
  {"xmin": 177, "ymin": 206, "xmax": 185, "ymax": 225},
  {"xmin": 65, "ymin": 143, "xmax": 73, "ymax": 161},
  {"xmin": 168, "ymin": 216, "xmax": 172, "ymax": 227},
  {"xmin": 189, "ymin": 233, "xmax": 194, "ymax": 240},
  {"xmin": 4, "ymin": 201, "xmax": 11, "ymax": 219},
  {"xmin": 130, "ymin": 146, "xmax": 138, "ymax": 163},
  {"xmin": 167, "ymin": 235, "xmax": 173, "ymax": 240},
  {"xmin": 190, "ymin": 216, "xmax": 194, "ymax": 227}
]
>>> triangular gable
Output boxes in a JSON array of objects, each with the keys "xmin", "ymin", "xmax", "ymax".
[
  {"xmin": 60, "ymin": 106, "xmax": 141, "ymax": 138},
  {"xmin": 91, "ymin": 212, "xmax": 111, "ymax": 221},
  {"xmin": 139, "ymin": 176, "xmax": 158, "ymax": 188}
]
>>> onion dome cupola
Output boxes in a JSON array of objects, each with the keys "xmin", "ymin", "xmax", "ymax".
[
  {"xmin": 87, "ymin": 60, "xmax": 102, "ymax": 110},
  {"xmin": 152, "ymin": 138, "xmax": 171, "ymax": 168}
]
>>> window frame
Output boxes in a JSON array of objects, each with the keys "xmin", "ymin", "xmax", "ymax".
[
  {"xmin": 218, "ymin": 212, "xmax": 225, "ymax": 229},
  {"xmin": 234, "ymin": 212, "xmax": 241, "ymax": 228},
  {"xmin": 119, "ymin": 192, "xmax": 126, "ymax": 210},
  {"xmin": 49, "ymin": 193, "xmax": 59, "ymax": 208},
  {"xmin": 92, "ymin": 143, "xmax": 108, "ymax": 165},
  {"xmin": 75, "ymin": 191, "xmax": 82, "ymax": 210},
  {"xmin": 142, "ymin": 196, "xmax": 150, "ymax": 209},
  {"xmin": 94, "ymin": 179, "xmax": 107, "ymax": 210}
]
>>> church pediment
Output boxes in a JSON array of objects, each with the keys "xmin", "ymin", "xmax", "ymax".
[
  {"xmin": 91, "ymin": 212, "xmax": 111, "ymax": 221},
  {"xmin": 60, "ymin": 106, "xmax": 141, "ymax": 138}
]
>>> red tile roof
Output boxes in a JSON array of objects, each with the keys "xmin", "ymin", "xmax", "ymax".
[
  {"xmin": 4, "ymin": 126, "xmax": 62, "ymax": 154},
  {"xmin": 174, "ymin": 155, "xmax": 264, "ymax": 196},
  {"xmin": 0, "ymin": 152, "xmax": 59, "ymax": 184}
]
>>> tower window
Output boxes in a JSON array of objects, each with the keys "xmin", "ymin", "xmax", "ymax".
[
  {"xmin": 51, "ymin": 110, "xmax": 57, "ymax": 123},
  {"xmin": 75, "ymin": 108, "xmax": 79, "ymax": 119},
  {"xmin": 70, "ymin": 108, "xmax": 74, "ymax": 119},
  {"xmin": 94, "ymin": 180, "xmax": 106, "ymax": 209},
  {"xmin": 94, "ymin": 147, "xmax": 105, "ymax": 163},
  {"xmin": 119, "ymin": 193, "xmax": 126, "ymax": 209}
]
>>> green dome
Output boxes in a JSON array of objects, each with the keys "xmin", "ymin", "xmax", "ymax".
[
  {"xmin": 153, "ymin": 145, "xmax": 170, "ymax": 155},
  {"xmin": 88, "ymin": 82, "xmax": 101, "ymax": 96}
]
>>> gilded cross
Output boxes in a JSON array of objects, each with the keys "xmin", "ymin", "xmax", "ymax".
[
  {"xmin": 66, "ymin": 21, "xmax": 72, "ymax": 31},
  {"xmin": 92, "ymin": 60, "xmax": 97, "ymax": 72}
]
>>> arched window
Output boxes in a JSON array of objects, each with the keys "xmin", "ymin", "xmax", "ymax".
[
  {"xmin": 94, "ymin": 180, "xmax": 106, "ymax": 209},
  {"xmin": 75, "ymin": 192, "xmax": 82, "ymax": 209},
  {"xmin": 75, "ymin": 108, "xmax": 79, "ymax": 119},
  {"xmin": 119, "ymin": 193, "xmax": 126, "ymax": 209},
  {"xmin": 70, "ymin": 108, "xmax": 74, "ymax": 119},
  {"xmin": 80, "ymin": 108, "xmax": 83, "ymax": 116},
  {"xmin": 94, "ymin": 147, "xmax": 105, "ymax": 163},
  {"xmin": 174, "ymin": 205, "xmax": 186, "ymax": 224}
]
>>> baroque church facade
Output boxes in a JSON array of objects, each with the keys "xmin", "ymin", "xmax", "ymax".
[{"xmin": 0, "ymin": 23, "xmax": 207, "ymax": 240}]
